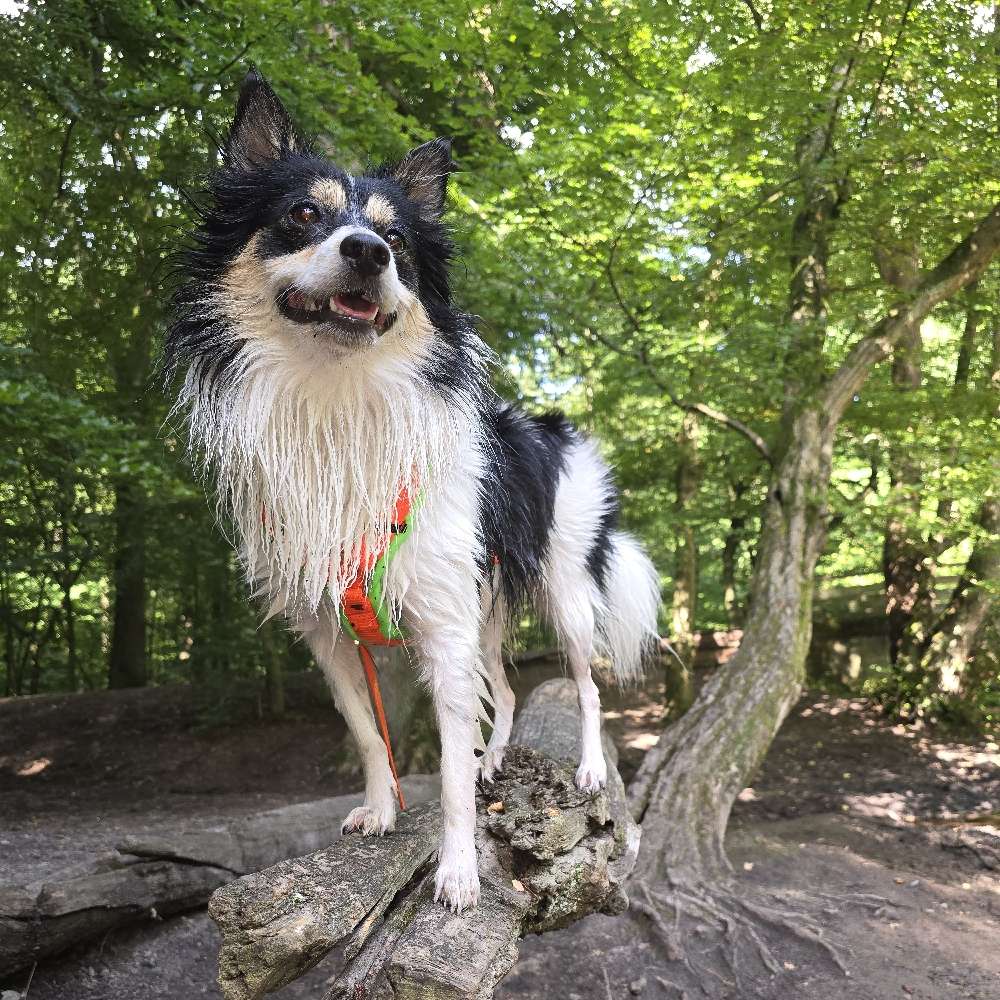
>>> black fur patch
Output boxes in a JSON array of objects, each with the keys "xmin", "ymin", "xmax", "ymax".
[
  {"xmin": 478, "ymin": 405, "xmax": 576, "ymax": 609},
  {"xmin": 585, "ymin": 469, "xmax": 620, "ymax": 592}
]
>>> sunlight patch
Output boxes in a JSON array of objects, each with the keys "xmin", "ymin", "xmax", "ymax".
[{"xmin": 17, "ymin": 757, "xmax": 51, "ymax": 777}]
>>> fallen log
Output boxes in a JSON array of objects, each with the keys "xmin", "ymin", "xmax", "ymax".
[
  {"xmin": 209, "ymin": 678, "xmax": 639, "ymax": 1000},
  {"xmin": 0, "ymin": 777, "xmax": 439, "ymax": 976}
]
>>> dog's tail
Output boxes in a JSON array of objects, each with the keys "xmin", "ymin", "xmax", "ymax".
[{"xmin": 596, "ymin": 530, "xmax": 661, "ymax": 686}]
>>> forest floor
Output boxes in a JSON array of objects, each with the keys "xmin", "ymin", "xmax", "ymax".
[{"xmin": 1, "ymin": 662, "xmax": 998, "ymax": 1000}]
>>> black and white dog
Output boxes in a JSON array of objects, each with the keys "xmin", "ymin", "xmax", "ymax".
[{"xmin": 167, "ymin": 70, "xmax": 660, "ymax": 911}]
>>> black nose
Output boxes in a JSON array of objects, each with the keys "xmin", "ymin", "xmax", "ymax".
[{"xmin": 340, "ymin": 232, "xmax": 390, "ymax": 276}]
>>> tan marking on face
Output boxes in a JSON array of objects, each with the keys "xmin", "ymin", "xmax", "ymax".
[
  {"xmin": 222, "ymin": 233, "xmax": 264, "ymax": 297},
  {"xmin": 364, "ymin": 193, "xmax": 397, "ymax": 227},
  {"xmin": 221, "ymin": 232, "xmax": 325, "ymax": 344},
  {"xmin": 308, "ymin": 178, "xmax": 348, "ymax": 212}
]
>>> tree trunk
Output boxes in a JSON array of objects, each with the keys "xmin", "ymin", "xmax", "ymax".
[
  {"xmin": 631, "ymin": 405, "xmax": 829, "ymax": 883},
  {"xmin": 901, "ymin": 292, "xmax": 1000, "ymax": 714},
  {"xmin": 59, "ymin": 497, "xmax": 78, "ymax": 692},
  {"xmin": 926, "ymin": 498, "xmax": 1000, "ymax": 703},
  {"xmin": 62, "ymin": 583, "xmax": 77, "ymax": 692},
  {"xmin": 633, "ymin": 204, "xmax": 1000, "ymax": 875},
  {"xmin": 261, "ymin": 621, "xmax": 286, "ymax": 720},
  {"xmin": 667, "ymin": 410, "xmax": 699, "ymax": 711},
  {"xmin": 1, "ymin": 576, "xmax": 17, "ymax": 697},
  {"xmin": 721, "ymin": 480, "xmax": 749, "ymax": 627},
  {"xmin": 623, "ymin": 100, "xmax": 1000, "ymax": 980},
  {"xmin": 934, "ymin": 285, "xmax": 982, "ymax": 539},
  {"xmin": 882, "ymin": 322, "xmax": 931, "ymax": 664},
  {"xmin": 632, "ymin": 53, "xmax": 849, "ymax": 879},
  {"xmin": 208, "ymin": 680, "xmax": 636, "ymax": 1000},
  {"xmin": 0, "ymin": 779, "xmax": 442, "ymax": 977},
  {"xmin": 108, "ymin": 479, "xmax": 147, "ymax": 689}
]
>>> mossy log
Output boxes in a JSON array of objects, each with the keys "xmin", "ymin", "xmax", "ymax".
[{"xmin": 208, "ymin": 678, "xmax": 639, "ymax": 1000}]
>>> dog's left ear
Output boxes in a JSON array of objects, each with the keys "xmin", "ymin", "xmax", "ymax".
[
  {"xmin": 392, "ymin": 138, "xmax": 455, "ymax": 221},
  {"xmin": 226, "ymin": 67, "xmax": 302, "ymax": 168}
]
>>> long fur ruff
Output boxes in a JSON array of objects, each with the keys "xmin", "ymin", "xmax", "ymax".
[{"xmin": 173, "ymin": 322, "xmax": 487, "ymax": 620}]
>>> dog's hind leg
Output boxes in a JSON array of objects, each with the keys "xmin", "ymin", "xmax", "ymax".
[
  {"xmin": 539, "ymin": 438, "xmax": 618, "ymax": 792},
  {"xmin": 545, "ymin": 581, "xmax": 608, "ymax": 792},
  {"xmin": 479, "ymin": 586, "xmax": 513, "ymax": 784},
  {"xmin": 305, "ymin": 618, "xmax": 398, "ymax": 836}
]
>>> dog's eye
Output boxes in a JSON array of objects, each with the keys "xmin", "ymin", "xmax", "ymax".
[
  {"xmin": 384, "ymin": 229, "xmax": 406, "ymax": 253},
  {"xmin": 288, "ymin": 202, "xmax": 320, "ymax": 226}
]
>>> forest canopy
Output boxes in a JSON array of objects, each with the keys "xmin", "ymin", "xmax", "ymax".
[{"xmin": 1, "ymin": 0, "xmax": 997, "ymax": 727}]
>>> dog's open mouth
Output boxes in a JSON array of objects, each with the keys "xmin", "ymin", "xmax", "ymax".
[{"xmin": 278, "ymin": 289, "xmax": 391, "ymax": 331}]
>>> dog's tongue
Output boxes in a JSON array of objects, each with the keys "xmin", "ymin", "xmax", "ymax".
[{"xmin": 334, "ymin": 293, "xmax": 379, "ymax": 322}]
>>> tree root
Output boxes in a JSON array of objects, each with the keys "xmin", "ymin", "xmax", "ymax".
[{"xmin": 629, "ymin": 875, "xmax": 897, "ymax": 994}]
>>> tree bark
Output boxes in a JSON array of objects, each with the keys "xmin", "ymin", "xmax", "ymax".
[
  {"xmin": 881, "ymin": 292, "xmax": 930, "ymax": 665},
  {"xmin": 1, "ymin": 575, "xmax": 16, "ymax": 697},
  {"xmin": 925, "ymin": 498, "xmax": 1000, "ymax": 701},
  {"xmin": 260, "ymin": 621, "xmax": 285, "ymax": 720},
  {"xmin": 933, "ymin": 285, "xmax": 981, "ymax": 549},
  {"xmin": 629, "ymin": 53, "xmax": 850, "ymax": 873}
]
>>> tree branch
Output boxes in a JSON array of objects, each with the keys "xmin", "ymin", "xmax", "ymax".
[
  {"xmin": 739, "ymin": 0, "xmax": 764, "ymax": 31},
  {"xmin": 858, "ymin": 0, "xmax": 917, "ymax": 137},
  {"xmin": 823, "ymin": 203, "xmax": 1000, "ymax": 421},
  {"xmin": 601, "ymin": 266, "xmax": 774, "ymax": 463}
]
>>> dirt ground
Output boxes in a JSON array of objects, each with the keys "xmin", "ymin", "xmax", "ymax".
[{"xmin": 1, "ymin": 667, "xmax": 998, "ymax": 999}]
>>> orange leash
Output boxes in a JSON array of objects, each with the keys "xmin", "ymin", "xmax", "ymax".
[{"xmin": 357, "ymin": 642, "xmax": 406, "ymax": 811}]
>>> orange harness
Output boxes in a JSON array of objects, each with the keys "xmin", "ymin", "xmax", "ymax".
[{"xmin": 338, "ymin": 489, "xmax": 416, "ymax": 811}]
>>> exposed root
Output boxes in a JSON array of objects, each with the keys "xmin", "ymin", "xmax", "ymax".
[
  {"xmin": 807, "ymin": 889, "xmax": 895, "ymax": 912},
  {"xmin": 601, "ymin": 966, "xmax": 614, "ymax": 1000},
  {"xmin": 735, "ymin": 895, "xmax": 849, "ymax": 975},
  {"xmin": 628, "ymin": 874, "xmax": 896, "ymax": 994},
  {"xmin": 629, "ymin": 894, "xmax": 682, "ymax": 963},
  {"xmin": 635, "ymin": 883, "xmax": 740, "ymax": 994}
]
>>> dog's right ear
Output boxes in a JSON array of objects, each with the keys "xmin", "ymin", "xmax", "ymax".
[{"xmin": 225, "ymin": 68, "xmax": 301, "ymax": 168}]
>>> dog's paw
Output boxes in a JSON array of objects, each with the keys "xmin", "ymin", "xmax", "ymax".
[
  {"xmin": 434, "ymin": 850, "xmax": 480, "ymax": 912},
  {"xmin": 575, "ymin": 757, "xmax": 607, "ymax": 794},
  {"xmin": 478, "ymin": 745, "xmax": 506, "ymax": 784},
  {"xmin": 341, "ymin": 803, "xmax": 396, "ymax": 836}
]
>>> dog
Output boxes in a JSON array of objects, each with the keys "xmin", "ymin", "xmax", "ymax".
[{"xmin": 167, "ymin": 69, "xmax": 661, "ymax": 912}]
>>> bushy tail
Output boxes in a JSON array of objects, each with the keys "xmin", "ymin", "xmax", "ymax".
[{"xmin": 596, "ymin": 531, "xmax": 661, "ymax": 685}]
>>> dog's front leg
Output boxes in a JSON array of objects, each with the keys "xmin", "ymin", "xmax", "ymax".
[
  {"xmin": 421, "ymin": 633, "xmax": 482, "ymax": 912},
  {"xmin": 307, "ymin": 624, "xmax": 398, "ymax": 836}
]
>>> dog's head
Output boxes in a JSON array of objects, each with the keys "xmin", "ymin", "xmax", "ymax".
[{"xmin": 171, "ymin": 69, "xmax": 457, "ymax": 381}]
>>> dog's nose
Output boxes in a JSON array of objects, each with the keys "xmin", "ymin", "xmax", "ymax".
[{"xmin": 340, "ymin": 232, "xmax": 390, "ymax": 276}]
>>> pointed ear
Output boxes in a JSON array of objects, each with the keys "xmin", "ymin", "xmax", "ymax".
[
  {"xmin": 225, "ymin": 68, "xmax": 301, "ymax": 168},
  {"xmin": 392, "ymin": 138, "xmax": 455, "ymax": 221}
]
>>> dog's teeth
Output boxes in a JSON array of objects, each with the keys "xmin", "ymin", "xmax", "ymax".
[{"xmin": 330, "ymin": 296, "xmax": 340, "ymax": 313}]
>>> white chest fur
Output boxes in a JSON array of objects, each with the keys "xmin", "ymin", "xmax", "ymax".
[{"xmin": 176, "ymin": 336, "xmax": 485, "ymax": 623}]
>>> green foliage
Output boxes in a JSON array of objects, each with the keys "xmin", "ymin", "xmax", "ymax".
[{"xmin": 1, "ymin": 0, "xmax": 997, "ymax": 723}]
